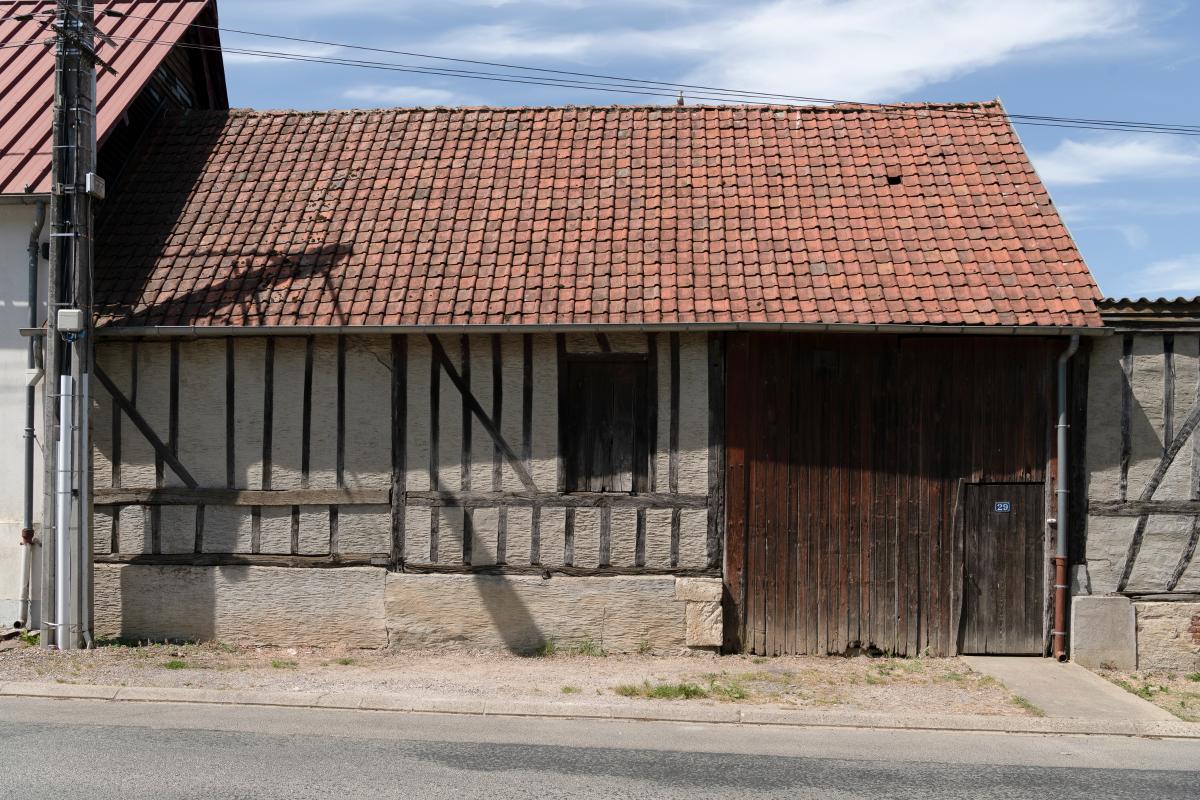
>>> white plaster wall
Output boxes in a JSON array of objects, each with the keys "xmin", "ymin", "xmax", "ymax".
[{"xmin": 0, "ymin": 203, "xmax": 47, "ymax": 625}]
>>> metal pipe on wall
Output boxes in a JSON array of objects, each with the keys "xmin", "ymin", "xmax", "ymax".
[
  {"xmin": 78, "ymin": 372, "xmax": 92, "ymax": 648},
  {"xmin": 1053, "ymin": 335, "xmax": 1080, "ymax": 661},
  {"xmin": 54, "ymin": 374, "xmax": 75, "ymax": 650},
  {"xmin": 16, "ymin": 200, "xmax": 46, "ymax": 629}
]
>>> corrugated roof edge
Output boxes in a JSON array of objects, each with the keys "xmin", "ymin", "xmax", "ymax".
[
  {"xmin": 1101, "ymin": 296, "xmax": 1200, "ymax": 306},
  {"xmin": 1098, "ymin": 296, "xmax": 1200, "ymax": 329}
]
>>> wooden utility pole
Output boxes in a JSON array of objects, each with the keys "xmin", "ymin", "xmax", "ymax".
[{"xmin": 41, "ymin": 0, "xmax": 97, "ymax": 650}]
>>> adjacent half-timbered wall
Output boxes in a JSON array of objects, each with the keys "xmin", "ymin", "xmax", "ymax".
[
  {"xmin": 91, "ymin": 332, "xmax": 720, "ymax": 575},
  {"xmin": 1084, "ymin": 332, "xmax": 1200, "ymax": 595}
]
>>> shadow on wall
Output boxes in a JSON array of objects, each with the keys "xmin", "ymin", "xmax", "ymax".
[
  {"xmin": 94, "ymin": 110, "xmax": 359, "ymax": 328},
  {"xmin": 470, "ymin": 533, "xmax": 548, "ymax": 655}
]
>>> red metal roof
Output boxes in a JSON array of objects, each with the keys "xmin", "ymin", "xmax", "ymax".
[
  {"xmin": 94, "ymin": 102, "xmax": 1105, "ymax": 330},
  {"xmin": 0, "ymin": 0, "xmax": 212, "ymax": 195}
]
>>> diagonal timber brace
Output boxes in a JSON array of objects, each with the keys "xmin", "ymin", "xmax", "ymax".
[
  {"xmin": 427, "ymin": 335, "xmax": 538, "ymax": 493},
  {"xmin": 94, "ymin": 364, "xmax": 199, "ymax": 489}
]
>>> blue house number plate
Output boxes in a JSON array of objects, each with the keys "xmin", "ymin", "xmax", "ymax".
[{"xmin": 994, "ymin": 501, "xmax": 1012, "ymax": 513}]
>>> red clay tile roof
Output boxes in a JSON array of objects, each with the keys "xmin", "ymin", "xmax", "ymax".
[
  {"xmin": 0, "ymin": 0, "xmax": 217, "ymax": 196},
  {"xmin": 94, "ymin": 102, "xmax": 1103, "ymax": 329}
]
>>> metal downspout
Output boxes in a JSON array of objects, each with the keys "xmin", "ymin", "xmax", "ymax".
[
  {"xmin": 16, "ymin": 201, "xmax": 45, "ymax": 629},
  {"xmin": 1053, "ymin": 335, "xmax": 1080, "ymax": 661}
]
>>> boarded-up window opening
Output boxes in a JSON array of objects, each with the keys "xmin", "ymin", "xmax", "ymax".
[{"xmin": 562, "ymin": 358, "xmax": 650, "ymax": 494}]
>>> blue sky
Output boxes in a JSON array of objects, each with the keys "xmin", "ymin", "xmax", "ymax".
[{"xmin": 218, "ymin": 0, "xmax": 1200, "ymax": 299}]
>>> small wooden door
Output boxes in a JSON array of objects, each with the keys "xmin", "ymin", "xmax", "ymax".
[{"xmin": 961, "ymin": 483, "xmax": 1045, "ymax": 654}]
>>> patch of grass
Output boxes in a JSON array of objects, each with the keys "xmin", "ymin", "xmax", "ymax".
[
  {"xmin": 750, "ymin": 656, "xmax": 769, "ymax": 665},
  {"xmin": 1011, "ymin": 695, "xmax": 1045, "ymax": 717},
  {"xmin": 1114, "ymin": 678, "xmax": 1162, "ymax": 700},
  {"xmin": 636, "ymin": 639, "xmax": 653, "ymax": 655},
  {"xmin": 561, "ymin": 686, "xmax": 579, "ymax": 694},
  {"xmin": 334, "ymin": 657, "xmax": 356, "ymax": 666},
  {"xmin": 572, "ymin": 639, "xmax": 607, "ymax": 657},
  {"xmin": 18, "ymin": 630, "xmax": 39, "ymax": 646},
  {"xmin": 614, "ymin": 681, "xmax": 708, "ymax": 700},
  {"xmin": 1186, "ymin": 673, "xmax": 1200, "ymax": 683},
  {"xmin": 163, "ymin": 660, "xmax": 187, "ymax": 670},
  {"xmin": 708, "ymin": 679, "xmax": 748, "ymax": 701},
  {"xmin": 939, "ymin": 671, "xmax": 965, "ymax": 683},
  {"xmin": 271, "ymin": 659, "xmax": 298, "ymax": 670},
  {"xmin": 528, "ymin": 639, "xmax": 557, "ymax": 657}
]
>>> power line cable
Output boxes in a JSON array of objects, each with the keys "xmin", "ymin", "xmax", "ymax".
[
  {"xmin": 4, "ymin": 12, "xmax": 1199, "ymax": 135},
  {"xmin": 75, "ymin": 33, "xmax": 1200, "ymax": 137},
  {"xmin": 84, "ymin": 6, "xmax": 1200, "ymax": 134}
]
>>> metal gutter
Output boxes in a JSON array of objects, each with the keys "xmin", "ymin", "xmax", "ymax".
[
  {"xmin": 81, "ymin": 322, "xmax": 1111, "ymax": 339},
  {"xmin": 1052, "ymin": 334, "xmax": 1080, "ymax": 662},
  {"xmin": 0, "ymin": 195, "xmax": 53, "ymax": 205},
  {"xmin": 16, "ymin": 200, "xmax": 46, "ymax": 629}
]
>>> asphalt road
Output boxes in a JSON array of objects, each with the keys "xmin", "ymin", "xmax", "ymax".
[{"xmin": 1, "ymin": 697, "xmax": 1197, "ymax": 799}]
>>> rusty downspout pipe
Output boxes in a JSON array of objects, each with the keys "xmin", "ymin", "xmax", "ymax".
[
  {"xmin": 17, "ymin": 200, "xmax": 46, "ymax": 629},
  {"xmin": 1053, "ymin": 334, "xmax": 1080, "ymax": 661}
]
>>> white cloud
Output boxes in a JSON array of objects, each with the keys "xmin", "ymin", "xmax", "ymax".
[
  {"xmin": 1128, "ymin": 253, "xmax": 1200, "ymax": 297},
  {"xmin": 1057, "ymin": 197, "xmax": 1200, "ymax": 221},
  {"xmin": 1115, "ymin": 224, "xmax": 1150, "ymax": 250},
  {"xmin": 427, "ymin": 24, "xmax": 601, "ymax": 59},
  {"xmin": 1033, "ymin": 136, "xmax": 1200, "ymax": 185},
  {"xmin": 426, "ymin": 0, "xmax": 1138, "ymax": 100},
  {"xmin": 674, "ymin": 0, "xmax": 1138, "ymax": 100},
  {"xmin": 221, "ymin": 41, "xmax": 343, "ymax": 65},
  {"xmin": 343, "ymin": 84, "xmax": 478, "ymax": 106}
]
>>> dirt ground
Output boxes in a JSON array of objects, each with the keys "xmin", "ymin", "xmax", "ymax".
[
  {"xmin": 0, "ymin": 638, "xmax": 1035, "ymax": 716},
  {"xmin": 1096, "ymin": 668, "xmax": 1200, "ymax": 722}
]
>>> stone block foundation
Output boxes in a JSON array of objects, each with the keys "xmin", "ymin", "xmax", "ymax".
[
  {"xmin": 385, "ymin": 573, "xmax": 722, "ymax": 652},
  {"xmin": 1135, "ymin": 602, "xmax": 1200, "ymax": 672},
  {"xmin": 94, "ymin": 565, "xmax": 388, "ymax": 648},
  {"xmin": 1071, "ymin": 595, "xmax": 1137, "ymax": 671},
  {"xmin": 92, "ymin": 565, "xmax": 722, "ymax": 652}
]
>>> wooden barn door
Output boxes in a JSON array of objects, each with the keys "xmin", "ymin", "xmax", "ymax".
[
  {"xmin": 724, "ymin": 333, "xmax": 1055, "ymax": 657},
  {"xmin": 960, "ymin": 483, "xmax": 1045, "ymax": 654}
]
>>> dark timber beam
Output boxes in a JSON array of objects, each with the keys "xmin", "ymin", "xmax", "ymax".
[
  {"xmin": 428, "ymin": 334, "xmax": 538, "ymax": 492},
  {"xmin": 94, "ymin": 365, "xmax": 199, "ymax": 489},
  {"xmin": 404, "ymin": 490, "xmax": 709, "ymax": 509},
  {"xmin": 93, "ymin": 487, "xmax": 390, "ymax": 507}
]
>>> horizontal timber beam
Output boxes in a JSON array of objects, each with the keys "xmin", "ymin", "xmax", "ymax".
[
  {"xmin": 403, "ymin": 490, "xmax": 710, "ymax": 509},
  {"xmin": 95, "ymin": 552, "xmax": 390, "ymax": 568},
  {"xmin": 1089, "ymin": 500, "xmax": 1200, "ymax": 517},
  {"xmin": 400, "ymin": 563, "xmax": 721, "ymax": 577},
  {"xmin": 93, "ymin": 487, "xmax": 391, "ymax": 507},
  {"xmin": 95, "ymin": 553, "xmax": 720, "ymax": 576}
]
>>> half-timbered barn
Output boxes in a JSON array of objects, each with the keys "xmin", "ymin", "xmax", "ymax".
[
  {"xmin": 1074, "ymin": 297, "xmax": 1200, "ymax": 671},
  {"xmin": 85, "ymin": 102, "xmax": 1104, "ymax": 656}
]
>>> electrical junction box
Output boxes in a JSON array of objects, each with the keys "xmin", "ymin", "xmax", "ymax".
[
  {"xmin": 57, "ymin": 308, "xmax": 85, "ymax": 333},
  {"xmin": 85, "ymin": 172, "xmax": 106, "ymax": 200}
]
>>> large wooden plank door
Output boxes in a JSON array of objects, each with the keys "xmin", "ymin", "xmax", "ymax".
[
  {"xmin": 724, "ymin": 333, "xmax": 1055, "ymax": 657},
  {"xmin": 961, "ymin": 483, "xmax": 1045, "ymax": 654}
]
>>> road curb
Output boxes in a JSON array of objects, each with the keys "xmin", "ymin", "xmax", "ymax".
[{"xmin": 2, "ymin": 680, "xmax": 1198, "ymax": 739}]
